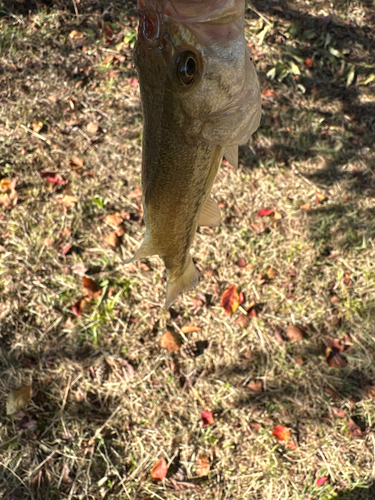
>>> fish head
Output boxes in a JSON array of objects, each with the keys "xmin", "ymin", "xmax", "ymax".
[{"xmin": 134, "ymin": 0, "xmax": 261, "ymax": 146}]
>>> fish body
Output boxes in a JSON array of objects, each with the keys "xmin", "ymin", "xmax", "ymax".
[{"xmin": 128, "ymin": 0, "xmax": 261, "ymax": 308}]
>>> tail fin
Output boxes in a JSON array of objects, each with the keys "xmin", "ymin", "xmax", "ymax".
[
  {"xmin": 165, "ymin": 256, "xmax": 198, "ymax": 309},
  {"xmin": 124, "ymin": 236, "xmax": 155, "ymax": 264}
]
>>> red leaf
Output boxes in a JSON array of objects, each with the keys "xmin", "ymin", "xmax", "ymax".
[
  {"xmin": 72, "ymin": 300, "xmax": 82, "ymax": 317},
  {"xmin": 316, "ymin": 477, "xmax": 328, "ymax": 486},
  {"xmin": 257, "ymin": 208, "xmax": 274, "ymax": 217},
  {"xmin": 41, "ymin": 172, "xmax": 67, "ymax": 186},
  {"xmin": 272, "ymin": 425, "xmax": 291, "ymax": 441},
  {"xmin": 220, "ymin": 285, "xmax": 243, "ymax": 315},
  {"xmin": 201, "ymin": 411, "xmax": 214, "ymax": 427},
  {"xmin": 150, "ymin": 458, "xmax": 168, "ymax": 482}
]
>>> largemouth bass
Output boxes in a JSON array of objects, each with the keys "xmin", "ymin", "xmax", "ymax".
[{"xmin": 127, "ymin": 0, "xmax": 261, "ymax": 308}]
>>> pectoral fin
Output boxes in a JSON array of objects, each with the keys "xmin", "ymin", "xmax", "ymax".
[
  {"xmin": 198, "ymin": 196, "xmax": 221, "ymax": 227},
  {"xmin": 124, "ymin": 236, "xmax": 155, "ymax": 264},
  {"xmin": 165, "ymin": 255, "xmax": 198, "ymax": 309},
  {"xmin": 223, "ymin": 145, "xmax": 238, "ymax": 168}
]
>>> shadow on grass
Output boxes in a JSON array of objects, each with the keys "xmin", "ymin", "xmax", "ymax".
[{"xmin": 334, "ymin": 481, "xmax": 375, "ymax": 500}]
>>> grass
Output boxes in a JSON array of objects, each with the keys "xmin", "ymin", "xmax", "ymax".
[{"xmin": 0, "ymin": 0, "xmax": 375, "ymax": 499}]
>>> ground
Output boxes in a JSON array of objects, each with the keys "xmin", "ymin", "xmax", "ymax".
[{"xmin": 0, "ymin": 0, "xmax": 375, "ymax": 499}]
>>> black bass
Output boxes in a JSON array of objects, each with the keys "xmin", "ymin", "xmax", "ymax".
[{"xmin": 127, "ymin": 0, "xmax": 261, "ymax": 308}]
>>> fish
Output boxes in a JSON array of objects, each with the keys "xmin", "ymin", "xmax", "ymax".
[{"xmin": 126, "ymin": 0, "xmax": 261, "ymax": 308}]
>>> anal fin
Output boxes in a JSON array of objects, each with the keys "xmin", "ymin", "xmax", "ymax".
[
  {"xmin": 223, "ymin": 145, "xmax": 238, "ymax": 169},
  {"xmin": 165, "ymin": 255, "xmax": 198, "ymax": 309},
  {"xmin": 124, "ymin": 236, "xmax": 155, "ymax": 264},
  {"xmin": 198, "ymin": 196, "xmax": 221, "ymax": 227}
]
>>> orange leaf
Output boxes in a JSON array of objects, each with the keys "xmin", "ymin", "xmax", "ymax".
[
  {"xmin": 105, "ymin": 212, "xmax": 123, "ymax": 228},
  {"xmin": 196, "ymin": 455, "xmax": 210, "ymax": 476},
  {"xmin": 266, "ymin": 267, "xmax": 277, "ymax": 280},
  {"xmin": 104, "ymin": 231, "xmax": 120, "ymax": 248},
  {"xmin": 86, "ymin": 122, "xmax": 99, "ymax": 134},
  {"xmin": 315, "ymin": 191, "xmax": 327, "ymax": 204},
  {"xmin": 151, "ymin": 458, "xmax": 168, "ymax": 482},
  {"xmin": 70, "ymin": 157, "xmax": 84, "ymax": 169},
  {"xmin": 160, "ymin": 331, "xmax": 182, "ymax": 352},
  {"xmin": 247, "ymin": 380, "xmax": 263, "ymax": 393},
  {"xmin": 272, "ymin": 425, "xmax": 291, "ymax": 441},
  {"xmin": 180, "ymin": 325, "xmax": 201, "ymax": 334},
  {"xmin": 220, "ymin": 285, "xmax": 243, "ymax": 315},
  {"xmin": 300, "ymin": 203, "xmax": 311, "ymax": 211},
  {"xmin": 286, "ymin": 324, "xmax": 304, "ymax": 341},
  {"xmin": 83, "ymin": 277, "xmax": 101, "ymax": 299},
  {"xmin": 32, "ymin": 120, "xmax": 43, "ymax": 133}
]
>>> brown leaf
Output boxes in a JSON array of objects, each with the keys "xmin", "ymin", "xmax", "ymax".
[
  {"xmin": 274, "ymin": 326, "xmax": 284, "ymax": 343},
  {"xmin": 180, "ymin": 325, "xmax": 201, "ymax": 334},
  {"xmin": 294, "ymin": 357, "xmax": 304, "ymax": 366},
  {"xmin": 151, "ymin": 458, "xmax": 168, "ymax": 482},
  {"xmin": 115, "ymin": 224, "xmax": 126, "ymax": 237},
  {"xmin": 325, "ymin": 387, "xmax": 340, "ymax": 400},
  {"xmin": 332, "ymin": 407, "xmax": 347, "ymax": 419},
  {"xmin": 300, "ymin": 203, "xmax": 311, "ymax": 210},
  {"xmin": 272, "ymin": 425, "xmax": 291, "ymax": 441},
  {"xmin": 247, "ymin": 380, "xmax": 263, "ymax": 393},
  {"xmin": 83, "ymin": 277, "xmax": 101, "ymax": 299},
  {"xmin": 105, "ymin": 212, "xmax": 123, "ymax": 228},
  {"xmin": 235, "ymin": 314, "xmax": 250, "ymax": 328},
  {"xmin": 330, "ymin": 295, "xmax": 341, "ymax": 305},
  {"xmin": 249, "ymin": 422, "xmax": 262, "ymax": 433},
  {"xmin": 70, "ymin": 157, "xmax": 84, "ymax": 169},
  {"xmin": 315, "ymin": 191, "xmax": 327, "ymax": 204},
  {"xmin": 58, "ymin": 194, "xmax": 78, "ymax": 208},
  {"xmin": 6, "ymin": 386, "xmax": 33, "ymax": 415},
  {"xmin": 326, "ymin": 348, "xmax": 347, "ymax": 368},
  {"xmin": 220, "ymin": 285, "xmax": 243, "ymax": 315},
  {"xmin": 104, "ymin": 231, "xmax": 120, "ymax": 248},
  {"xmin": 69, "ymin": 30, "xmax": 84, "ymax": 39},
  {"xmin": 195, "ymin": 456, "xmax": 210, "ymax": 477},
  {"xmin": 59, "ymin": 243, "xmax": 72, "ymax": 255},
  {"xmin": 248, "ymin": 307, "xmax": 258, "ymax": 318},
  {"xmin": 0, "ymin": 178, "xmax": 18, "ymax": 209},
  {"xmin": 347, "ymin": 419, "xmax": 363, "ymax": 438},
  {"xmin": 61, "ymin": 464, "xmax": 72, "ymax": 484},
  {"xmin": 160, "ymin": 331, "xmax": 182, "ymax": 352},
  {"xmin": 266, "ymin": 267, "xmax": 277, "ymax": 280},
  {"xmin": 286, "ymin": 439, "xmax": 297, "ymax": 450},
  {"xmin": 86, "ymin": 122, "xmax": 99, "ymax": 134},
  {"xmin": 72, "ymin": 297, "xmax": 92, "ymax": 317},
  {"xmin": 32, "ymin": 120, "xmax": 43, "ymax": 133},
  {"xmin": 286, "ymin": 325, "xmax": 304, "ymax": 341},
  {"xmin": 235, "ymin": 258, "xmax": 246, "ymax": 268}
]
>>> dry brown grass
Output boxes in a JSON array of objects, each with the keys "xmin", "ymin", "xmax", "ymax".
[{"xmin": 0, "ymin": 0, "xmax": 375, "ymax": 499}]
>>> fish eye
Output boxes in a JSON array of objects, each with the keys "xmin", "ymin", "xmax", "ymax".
[{"xmin": 176, "ymin": 51, "xmax": 199, "ymax": 86}]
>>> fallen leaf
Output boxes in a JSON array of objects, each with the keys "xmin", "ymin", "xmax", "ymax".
[
  {"xmin": 115, "ymin": 224, "xmax": 126, "ymax": 237},
  {"xmin": 71, "ymin": 262, "xmax": 88, "ymax": 276},
  {"xmin": 71, "ymin": 297, "xmax": 92, "ymax": 317},
  {"xmin": 196, "ymin": 456, "xmax": 210, "ymax": 476},
  {"xmin": 249, "ymin": 422, "xmax": 262, "ymax": 433},
  {"xmin": 316, "ymin": 477, "xmax": 328, "ymax": 487},
  {"xmin": 59, "ymin": 243, "xmax": 72, "ymax": 255},
  {"xmin": 294, "ymin": 357, "xmax": 304, "ymax": 366},
  {"xmin": 44, "ymin": 238, "xmax": 55, "ymax": 247},
  {"xmin": 105, "ymin": 212, "xmax": 123, "ymax": 228},
  {"xmin": 305, "ymin": 57, "xmax": 313, "ymax": 68},
  {"xmin": 70, "ymin": 157, "xmax": 84, "ymax": 169},
  {"xmin": 247, "ymin": 306, "xmax": 258, "ymax": 318},
  {"xmin": 272, "ymin": 425, "xmax": 291, "ymax": 441},
  {"xmin": 151, "ymin": 458, "xmax": 168, "ymax": 482},
  {"xmin": 286, "ymin": 439, "xmax": 297, "ymax": 450},
  {"xmin": 273, "ymin": 210, "xmax": 283, "ymax": 220},
  {"xmin": 315, "ymin": 191, "xmax": 327, "ymax": 204},
  {"xmin": 257, "ymin": 208, "xmax": 273, "ymax": 217},
  {"xmin": 83, "ymin": 277, "xmax": 101, "ymax": 299},
  {"xmin": 235, "ymin": 258, "xmax": 246, "ymax": 268},
  {"xmin": 326, "ymin": 338, "xmax": 347, "ymax": 368},
  {"xmin": 235, "ymin": 314, "xmax": 250, "ymax": 328},
  {"xmin": 180, "ymin": 325, "xmax": 201, "ymax": 334},
  {"xmin": 86, "ymin": 122, "xmax": 99, "ymax": 134},
  {"xmin": 65, "ymin": 317, "xmax": 75, "ymax": 328},
  {"xmin": 104, "ymin": 231, "xmax": 120, "ymax": 248},
  {"xmin": 220, "ymin": 284, "xmax": 243, "ymax": 315},
  {"xmin": 104, "ymin": 54, "xmax": 114, "ymax": 64},
  {"xmin": 58, "ymin": 194, "xmax": 78, "ymax": 208},
  {"xmin": 160, "ymin": 331, "xmax": 182, "ymax": 353},
  {"xmin": 201, "ymin": 411, "xmax": 214, "ymax": 427},
  {"xmin": 274, "ymin": 326, "xmax": 284, "ymax": 343},
  {"xmin": 61, "ymin": 464, "xmax": 72, "ymax": 484},
  {"xmin": 262, "ymin": 89, "xmax": 275, "ymax": 98},
  {"xmin": 32, "ymin": 120, "xmax": 43, "ymax": 133},
  {"xmin": 41, "ymin": 172, "xmax": 67, "ymax": 186},
  {"xmin": 6, "ymin": 386, "xmax": 32, "ymax": 415},
  {"xmin": 330, "ymin": 295, "xmax": 341, "ymax": 305},
  {"xmin": 266, "ymin": 267, "xmax": 277, "ymax": 280},
  {"xmin": 128, "ymin": 187, "xmax": 142, "ymax": 200},
  {"xmin": 325, "ymin": 387, "xmax": 340, "ymax": 400},
  {"xmin": 300, "ymin": 203, "xmax": 311, "ymax": 210},
  {"xmin": 247, "ymin": 380, "xmax": 263, "ymax": 393},
  {"xmin": 286, "ymin": 324, "xmax": 304, "ymax": 341},
  {"xmin": 69, "ymin": 30, "xmax": 84, "ymax": 39},
  {"xmin": 0, "ymin": 178, "xmax": 18, "ymax": 209},
  {"xmin": 347, "ymin": 419, "xmax": 363, "ymax": 438},
  {"xmin": 332, "ymin": 407, "xmax": 346, "ymax": 418}
]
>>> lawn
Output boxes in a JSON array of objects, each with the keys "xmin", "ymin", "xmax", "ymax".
[{"xmin": 0, "ymin": 0, "xmax": 374, "ymax": 499}]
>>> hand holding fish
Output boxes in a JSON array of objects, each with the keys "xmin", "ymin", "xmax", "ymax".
[{"xmin": 126, "ymin": 0, "xmax": 261, "ymax": 308}]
